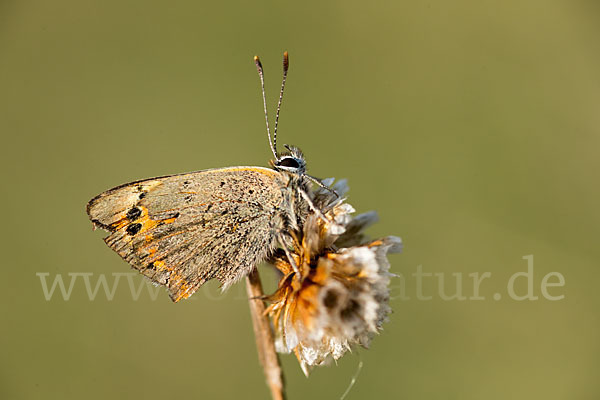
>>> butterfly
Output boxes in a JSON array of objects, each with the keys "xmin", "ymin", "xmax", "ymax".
[{"xmin": 87, "ymin": 52, "xmax": 332, "ymax": 302}]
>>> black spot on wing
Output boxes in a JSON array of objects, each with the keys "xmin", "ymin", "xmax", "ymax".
[
  {"xmin": 127, "ymin": 207, "xmax": 142, "ymax": 220},
  {"xmin": 126, "ymin": 223, "xmax": 142, "ymax": 235}
]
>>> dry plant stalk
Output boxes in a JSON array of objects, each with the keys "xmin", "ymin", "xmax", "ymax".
[{"xmin": 246, "ymin": 268, "xmax": 286, "ymax": 400}]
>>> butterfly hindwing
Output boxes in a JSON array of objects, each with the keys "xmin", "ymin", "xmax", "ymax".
[{"xmin": 87, "ymin": 167, "xmax": 289, "ymax": 301}]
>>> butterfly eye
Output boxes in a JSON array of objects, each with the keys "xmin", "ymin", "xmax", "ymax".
[{"xmin": 277, "ymin": 157, "xmax": 300, "ymax": 169}]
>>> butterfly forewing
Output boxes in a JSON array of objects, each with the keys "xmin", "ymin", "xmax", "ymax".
[{"xmin": 87, "ymin": 167, "xmax": 289, "ymax": 301}]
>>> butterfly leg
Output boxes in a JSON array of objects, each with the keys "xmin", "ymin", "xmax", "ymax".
[
  {"xmin": 306, "ymin": 174, "xmax": 339, "ymax": 198},
  {"xmin": 298, "ymin": 188, "xmax": 329, "ymax": 224},
  {"xmin": 277, "ymin": 232, "xmax": 300, "ymax": 277}
]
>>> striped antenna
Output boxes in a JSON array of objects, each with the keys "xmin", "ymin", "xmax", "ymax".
[
  {"xmin": 254, "ymin": 55, "xmax": 278, "ymax": 160},
  {"xmin": 273, "ymin": 51, "xmax": 289, "ymax": 157}
]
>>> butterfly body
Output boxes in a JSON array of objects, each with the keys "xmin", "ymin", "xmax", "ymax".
[{"xmin": 87, "ymin": 165, "xmax": 310, "ymax": 302}]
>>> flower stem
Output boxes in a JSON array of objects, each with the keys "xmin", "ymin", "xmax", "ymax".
[{"xmin": 246, "ymin": 268, "xmax": 286, "ymax": 400}]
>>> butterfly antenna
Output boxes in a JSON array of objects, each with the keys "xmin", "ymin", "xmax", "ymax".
[
  {"xmin": 273, "ymin": 51, "xmax": 289, "ymax": 156},
  {"xmin": 254, "ymin": 55, "xmax": 278, "ymax": 160}
]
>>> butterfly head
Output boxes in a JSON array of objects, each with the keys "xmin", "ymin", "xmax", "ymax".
[{"xmin": 273, "ymin": 144, "xmax": 306, "ymax": 175}]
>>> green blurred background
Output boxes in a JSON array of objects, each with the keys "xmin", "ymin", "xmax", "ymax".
[{"xmin": 1, "ymin": 0, "xmax": 599, "ymax": 399}]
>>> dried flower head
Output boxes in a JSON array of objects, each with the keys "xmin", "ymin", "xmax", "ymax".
[{"xmin": 265, "ymin": 180, "xmax": 402, "ymax": 375}]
